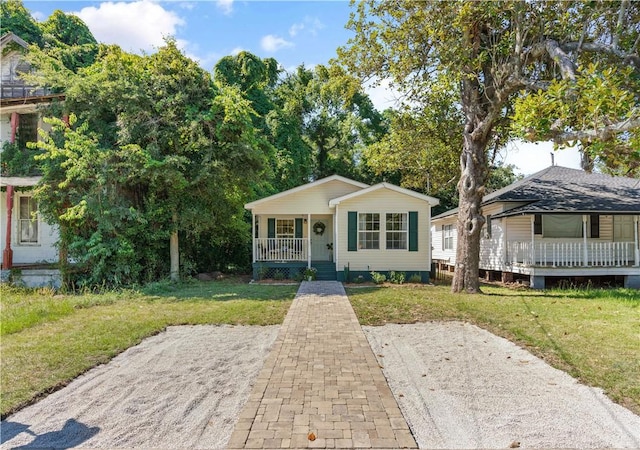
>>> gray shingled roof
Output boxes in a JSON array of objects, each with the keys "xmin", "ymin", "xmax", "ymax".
[{"xmin": 433, "ymin": 166, "xmax": 640, "ymax": 220}]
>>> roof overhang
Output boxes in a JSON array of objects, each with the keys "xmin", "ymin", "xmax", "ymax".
[
  {"xmin": 1, "ymin": 176, "xmax": 41, "ymax": 187},
  {"xmin": 244, "ymin": 175, "xmax": 369, "ymax": 210},
  {"xmin": 328, "ymin": 182, "xmax": 439, "ymax": 207}
]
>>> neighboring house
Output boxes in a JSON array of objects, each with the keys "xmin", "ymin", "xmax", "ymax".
[
  {"xmin": 245, "ymin": 175, "xmax": 440, "ymax": 281},
  {"xmin": 1, "ymin": 32, "xmax": 62, "ymax": 287},
  {"xmin": 432, "ymin": 166, "xmax": 640, "ymax": 289}
]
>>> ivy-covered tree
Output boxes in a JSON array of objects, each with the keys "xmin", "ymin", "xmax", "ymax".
[
  {"xmin": 34, "ymin": 41, "xmax": 267, "ymax": 286},
  {"xmin": 340, "ymin": 0, "xmax": 640, "ymax": 293},
  {"xmin": 40, "ymin": 10, "xmax": 99, "ymax": 71},
  {"xmin": 0, "ymin": 0, "xmax": 43, "ymax": 47}
]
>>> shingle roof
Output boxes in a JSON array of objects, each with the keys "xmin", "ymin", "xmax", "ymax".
[{"xmin": 433, "ymin": 166, "xmax": 640, "ymax": 220}]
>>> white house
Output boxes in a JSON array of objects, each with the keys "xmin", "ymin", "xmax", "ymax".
[
  {"xmin": 245, "ymin": 175, "xmax": 440, "ymax": 282},
  {"xmin": 1, "ymin": 32, "xmax": 62, "ymax": 287},
  {"xmin": 432, "ymin": 166, "xmax": 640, "ymax": 289}
]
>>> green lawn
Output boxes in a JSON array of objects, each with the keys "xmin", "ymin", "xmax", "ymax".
[
  {"xmin": 2, "ymin": 280, "xmax": 639, "ymax": 419},
  {"xmin": 0, "ymin": 280, "xmax": 296, "ymax": 418},
  {"xmin": 347, "ymin": 282, "xmax": 640, "ymax": 415}
]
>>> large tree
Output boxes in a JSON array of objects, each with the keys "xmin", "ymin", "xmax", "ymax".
[
  {"xmin": 340, "ymin": 0, "xmax": 640, "ymax": 293},
  {"xmin": 33, "ymin": 41, "xmax": 266, "ymax": 285}
]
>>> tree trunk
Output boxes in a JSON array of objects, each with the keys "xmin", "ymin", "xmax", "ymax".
[
  {"xmin": 451, "ymin": 133, "xmax": 487, "ymax": 293},
  {"xmin": 170, "ymin": 212, "xmax": 179, "ymax": 282}
]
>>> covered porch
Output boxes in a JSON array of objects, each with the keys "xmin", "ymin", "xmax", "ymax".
[{"xmin": 250, "ymin": 213, "xmax": 336, "ymax": 280}]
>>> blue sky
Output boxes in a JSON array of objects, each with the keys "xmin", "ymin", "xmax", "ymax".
[{"xmin": 24, "ymin": 0, "xmax": 582, "ymax": 174}]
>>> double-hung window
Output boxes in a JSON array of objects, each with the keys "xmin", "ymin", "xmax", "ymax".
[
  {"xmin": 386, "ymin": 213, "xmax": 407, "ymax": 249},
  {"xmin": 18, "ymin": 196, "xmax": 38, "ymax": 244},
  {"xmin": 276, "ymin": 219, "xmax": 294, "ymax": 239},
  {"xmin": 443, "ymin": 224, "xmax": 454, "ymax": 250},
  {"xmin": 358, "ymin": 213, "xmax": 380, "ymax": 249}
]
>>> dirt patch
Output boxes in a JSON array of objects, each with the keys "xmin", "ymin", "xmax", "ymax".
[{"xmin": 1, "ymin": 325, "xmax": 278, "ymax": 449}]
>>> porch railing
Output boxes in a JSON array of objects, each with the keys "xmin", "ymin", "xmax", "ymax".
[
  {"xmin": 254, "ymin": 238, "xmax": 308, "ymax": 262},
  {"xmin": 507, "ymin": 241, "xmax": 637, "ymax": 267}
]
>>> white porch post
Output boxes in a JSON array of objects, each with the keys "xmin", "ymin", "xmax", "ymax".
[
  {"xmin": 251, "ymin": 213, "xmax": 256, "ymax": 263},
  {"xmin": 582, "ymin": 214, "xmax": 588, "ymax": 266},
  {"xmin": 307, "ymin": 213, "xmax": 311, "ymax": 269},
  {"xmin": 634, "ymin": 215, "xmax": 639, "ymax": 267},
  {"xmin": 530, "ymin": 215, "xmax": 535, "ymax": 265},
  {"xmin": 334, "ymin": 205, "xmax": 339, "ymax": 271}
]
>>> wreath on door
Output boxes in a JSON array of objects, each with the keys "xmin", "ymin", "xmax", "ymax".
[{"xmin": 313, "ymin": 221, "xmax": 326, "ymax": 236}]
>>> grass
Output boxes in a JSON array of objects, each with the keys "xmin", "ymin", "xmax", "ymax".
[
  {"xmin": 0, "ymin": 279, "xmax": 297, "ymax": 418},
  {"xmin": 346, "ymin": 282, "xmax": 640, "ymax": 415},
  {"xmin": 3, "ymin": 279, "xmax": 639, "ymax": 419}
]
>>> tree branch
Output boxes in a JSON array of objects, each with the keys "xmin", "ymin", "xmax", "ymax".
[
  {"xmin": 550, "ymin": 115, "xmax": 640, "ymax": 145},
  {"xmin": 561, "ymin": 42, "xmax": 640, "ymax": 70}
]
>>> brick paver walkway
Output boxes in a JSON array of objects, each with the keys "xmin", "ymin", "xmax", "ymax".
[{"xmin": 228, "ymin": 281, "xmax": 417, "ymax": 449}]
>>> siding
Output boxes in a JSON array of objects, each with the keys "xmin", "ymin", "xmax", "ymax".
[
  {"xmin": 254, "ymin": 214, "xmax": 332, "ymax": 240},
  {"xmin": 335, "ymin": 188, "xmax": 432, "ymax": 272},
  {"xmin": 431, "ymin": 216, "xmax": 458, "ymax": 264},
  {"xmin": 479, "ymin": 204, "xmax": 505, "ymax": 270},
  {"xmin": 250, "ymin": 180, "xmax": 363, "ymax": 216},
  {"xmin": 0, "ymin": 190, "xmax": 59, "ymax": 265}
]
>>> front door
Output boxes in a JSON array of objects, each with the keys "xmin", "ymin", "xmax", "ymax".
[
  {"xmin": 311, "ymin": 219, "xmax": 331, "ymax": 261},
  {"xmin": 614, "ymin": 216, "xmax": 634, "ymax": 242}
]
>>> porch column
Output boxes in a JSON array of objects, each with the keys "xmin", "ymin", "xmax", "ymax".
[
  {"xmin": 10, "ymin": 112, "xmax": 19, "ymax": 143},
  {"xmin": 251, "ymin": 213, "xmax": 256, "ymax": 263},
  {"xmin": 530, "ymin": 215, "xmax": 535, "ymax": 265},
  {"xmin": 3, "ymin": 185, "xmax": 14, "ymax": 270},
  {"xmin": 307, "ymin": 213, "xmax": 311, "ymax": 268},
  {"xmin": 634, "ymin": 215, "xmax": 639, "ymax": 267},
  {"xmin": 582, "ymin": 214, "xmax": 588, "ymax": 266}
]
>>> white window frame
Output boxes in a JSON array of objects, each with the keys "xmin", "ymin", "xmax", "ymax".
[
  {"xmin": 17, "ymin": 194, "xmax": 39, "ymax": 245},
  {"xmin": 276, "ymin": 218, "xmax": 294, "ymax": 239},
  {"xmin": 386, "ymin": 212, "xmax": 407, "ymax": 250},
  {"xmin": 443, "ymin": 224, "xmax": 454, "ymax": 250},
  {"xmin": 358, "ymin": 213, "xmax": 380, "ymax": 250}
]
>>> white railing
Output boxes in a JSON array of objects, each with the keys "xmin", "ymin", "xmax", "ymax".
[
  {"xmin": 507, "ymin": 241, "xmax": 637, "ymax": 267},
  {"xmin": 254, "ymin": 238, "xmax": 308, "ymax": 262}
]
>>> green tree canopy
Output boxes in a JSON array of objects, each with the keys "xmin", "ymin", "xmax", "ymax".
[
  {"xmin": 34, "ymin": 40, "xmax": 267, "ymax": 286},
  {"xmin": 0, "ymin": 0, "xmax": 43, "ymax": 47},
  {"xmin": 340, "ymin": 0, "xmax": 640, "ymax": 293}
]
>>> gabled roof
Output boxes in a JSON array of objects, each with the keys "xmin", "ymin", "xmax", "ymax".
[
  {"xmin": 329, "ymin": 182, "xmax": 440, "ymax": 207},
  {"xmin": 244, "ymin": 175, "xmax": 369, "ymax": 209},
  {"xmin": 0, "ymin": 32, "xmax": 28, "ymax": 51},
  {"xmin": 433, "ymin": 166, "xmax": 640, "ymax": 220}
]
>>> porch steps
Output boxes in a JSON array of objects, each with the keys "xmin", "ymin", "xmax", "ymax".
[{"xmin": 311, "ymin": 261, "xmax": 337, "ymax": 281}]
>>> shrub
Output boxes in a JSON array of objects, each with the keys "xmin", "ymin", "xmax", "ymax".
[
  {"xmin": 408, "ymin": 274, "xmax": 422, "ymax": 283},
  {"xmin": 389, "ymin": 271, "xmax": 406, "ymax": 284},
  {"xmin": 355, "ymin": 275, "xmax": 365, "ymax": 284},
  {"xmin": 273, "ymin": 270, "xmax": 285, "ymax": 281},
  {"xmin": 370, "ymin": 271, "xmax": 387, "ymax": 284}
]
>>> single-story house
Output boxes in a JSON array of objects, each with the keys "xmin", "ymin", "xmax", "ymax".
[
  {"xmin": 431, "ymin": 165, "xmax": 640, "ymax": 289},
  {"xmin": 245, "ymin": 175, "xmax": 440, "ymax": 282}
]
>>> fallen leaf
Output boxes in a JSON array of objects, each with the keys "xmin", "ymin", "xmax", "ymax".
[
  {"xmin": 308, "ymin": 432, "xmax": 316, "ymax": 441},
  {"xmin": 509, "ymin": 440, "xmax": 521, "ymax": 448}
]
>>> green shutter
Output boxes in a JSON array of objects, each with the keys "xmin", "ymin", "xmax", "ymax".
[
  {"xmin": 408, "ymin": 211, "xmax": 418, "ymax": 252},
  {"xmin": 295, "ymin": 218, "xmax": 303, "ymax": 238},
  {"xmin": 267, "ymin": 218, "xmax": 275, "ymax": 238},
  {"xmin": 348, "ymin": 211, "xmax": 358, "ymax": 251}
]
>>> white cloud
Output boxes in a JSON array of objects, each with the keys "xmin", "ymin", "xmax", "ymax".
[
  {"xmin": 74, "ymin": 1, "xmax": 185, "ymax": 54},
  {"xmin": 364, "ymin": 78, "xmax": 404, "ymax": 111},
  {"xmin": 289, "ymin": 16, "xmax": 324, "ymax": 37},
  {"xmin": 216, "ymin": 0, "xmax": 233, "ymax": 15},
  {"xmin": 31, "ymin": 11, "xmax": 46, "ymax": 22},
  {"xmin": 500, "ymin": 140, "xmax": 583, "ymax": 175},
  {"xmin": 289, "ymin": 23, "xmax": 304, "ymax": 37},
  {"xmin": 260, "ymin": 34, "xmax": 294, "ymax": 52},
  {"xmin": 231, "ymin": 47, "xmax": 244, "ymax": 56}
]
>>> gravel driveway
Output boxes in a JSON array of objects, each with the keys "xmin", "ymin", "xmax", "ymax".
[{"xmin": 2, "ymin": 321, "xmax": 639, "ymax": 449}]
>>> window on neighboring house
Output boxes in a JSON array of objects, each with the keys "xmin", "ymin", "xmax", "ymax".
[
  {"xmin": 17, "ymin": 113, "xmax": 38, "ymax": 150},
  {"xmin": 18, "ymin": 196, "xmax": 38, "ymax": 244},
  {"xmin": 276, "ymin": 219, "xmax": 294, "ymax": 239},
  {"xmin": 543, "ymin": 215, "xmax": 583, "ymax": 238},
  {"xmin": 386, "ymin": 213, "xmax": 407, "ymax": 249},
  {"xmin": 358, "ymin": 213, "xmax": 380, "ymax": 249},
  {"xmin": 443, "ymin": 224, "xmax": 454, "ymax": 250}
]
